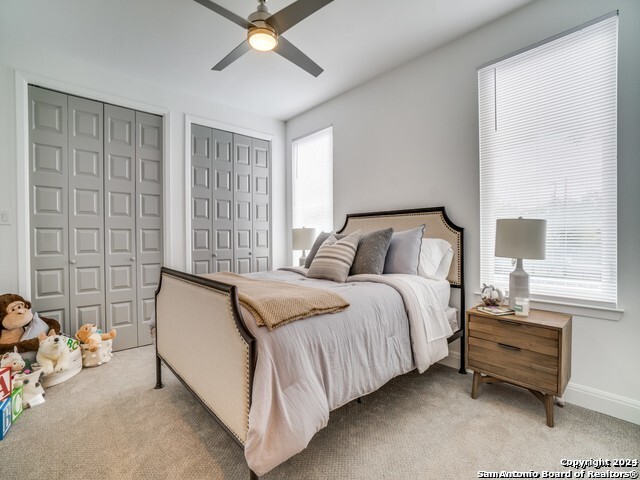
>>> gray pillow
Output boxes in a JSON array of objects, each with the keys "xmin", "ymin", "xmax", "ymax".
[
  {"xmin": 383, "ymin": 225, "xmax": 426, "ymax": 274},
  {"xmin": 304, "ymin": 231, "xmax": 345, "ymax": 268},
  {"xmin": 307, "ymin": 231, "xmax": 361, "ymax": 283},
  {"xmin": 350, "ymin": 228, "xmax": 393, "ymax": 275}
]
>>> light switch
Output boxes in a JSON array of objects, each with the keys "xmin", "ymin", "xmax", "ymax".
[{"xmin": 0, "ymin": 209, "xmax": 11, "ymax": 225}]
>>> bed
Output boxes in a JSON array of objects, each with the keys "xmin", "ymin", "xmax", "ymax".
[{"xmin": 154, "ymin": 206, "xmax": 465, "ymax": 479}]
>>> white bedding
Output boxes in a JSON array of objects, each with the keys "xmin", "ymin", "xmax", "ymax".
[{"xmin": 242, "ymin": 269, "xmax": 451, "ymax": 476}]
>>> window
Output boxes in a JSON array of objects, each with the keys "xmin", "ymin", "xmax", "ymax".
[
  {"xmin": 479, "ymin": 13, "xmax": 618, "ymax": 307},
  {"xmin": 291, "ymin": 127, "xmax": 333, "ymax": 260}
]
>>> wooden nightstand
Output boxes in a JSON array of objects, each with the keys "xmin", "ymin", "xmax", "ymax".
[{"xmin": 465, "ymin": 306, "xmax": 572, "ymax": 427}]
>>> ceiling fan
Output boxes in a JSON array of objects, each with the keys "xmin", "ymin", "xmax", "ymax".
[{"xmin": 193, "ymin": 0, "xmax": 334, "ymax": 77}]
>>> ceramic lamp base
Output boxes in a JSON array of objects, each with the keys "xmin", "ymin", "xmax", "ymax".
[{"xmin": 508, "ymin": 258, "xmax": 530, "ymax": 309}]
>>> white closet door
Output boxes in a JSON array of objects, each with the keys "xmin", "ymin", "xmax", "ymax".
[
  {"xmin": 68, "ymin": 95, "xmax": 105, "ymax": 334},
  {"xmin": 104, "ymin": 104, "xmax": 137, "ymax": 350},
  {"xmin": 135, "ymin": 111, "xmax": 162, "ymax": 346},
  {"xmin": 233, "ymin": 133, "xmax": 253, "ymax": 274},
  {"xmin": 252, "ymin": 138, "xmax": 270, "ymax": 272},
  {"xmin": 29, "ymin": 86, "xmax": 69, "ymax": 330},
  {"xmin": 212, "ymin": 128, "xmax": 234, "ymax": 273},
  {"xmin": 191, "ymin": 124, "xmax": 214, "ymax": 274}
]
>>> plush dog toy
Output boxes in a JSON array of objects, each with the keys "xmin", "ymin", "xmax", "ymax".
[
  {"xmin": 0, "ymin": 293, "xmax": 61, "ymax": 356},
  {"xmin": 36, "ymin": 330, "xmax": 70, "ymax": 375},
  {"xmin": 1, "ymin": 346, "xmax": 25, "ymax": 373},
  {"xmin": 75, "ymin": 324, "xmax": 117, "ymax": 352}
]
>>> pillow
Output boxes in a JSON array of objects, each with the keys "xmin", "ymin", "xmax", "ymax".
[
  {"xmin": 304, "ymin": 232, "xmax": 346, "ymax": 268},
  {"xmin": 307, "ymin": 231, "xmax": 361, "ymax": 283},
  {"xmin": 418, "ymin": 238, "xmax": 454, "ymax": 279},
  {"xmin": 383, "ymin": 225, "xmax": 425, "ymax": 274},
  {"xmin": 349, "ymin": 228, "xmax": 393, "ymax": 275}
]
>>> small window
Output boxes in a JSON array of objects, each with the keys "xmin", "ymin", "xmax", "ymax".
[
  {"xmin": 291, "ymin": 127, "xmax": 333, "ymax": 262},
  {"xmin": 479, "ymin": 13, "xmax": 618, "ymax": 307}
]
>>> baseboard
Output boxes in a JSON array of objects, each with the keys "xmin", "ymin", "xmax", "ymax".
[
  {"xmin": 563, "ymin": 382, "xmax": 640, "ymax": 425},
  {"xmin": 438, "ymin": 351, "xmax": 463, "ymax": 371},
  {"xmin": 439, "ymin": 352, "xmax": 640, "ymax": 425}
]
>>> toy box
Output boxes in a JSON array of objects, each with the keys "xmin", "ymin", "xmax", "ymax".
[
  {"xmin": 0, "ymin": 397, "xmax": 10, "ymax": 440},
  {"xmin": 81, "ymin": 338, "xmax": 113, "ymax": 367}
]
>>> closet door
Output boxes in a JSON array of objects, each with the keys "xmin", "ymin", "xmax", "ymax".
[
  {"xmin": 211, "ymin": 129, "xmax": 234, "ymax": 273},
  {"xmin": 68, "ymin": 96, "xmax": 105, "ymax": 334},
  {"xmin": 233, "ymin": 134, "xmax": 253, "ymax": 274},
  {"xmin": 252, "ymin": 138, "xmax": 271, "ymax": 272},
  {"xmin": 104, "ymin": 105, "xmax": 137, "ymax": 350},
  {"xmin": 191, "ymin": 125, "xmax": 213, "ymax": 274},
  {"xmin": 29, "ymin": 87, "xmax": 69, "ymax": 330},
  {"xmin": 135, "ymin": 111, "xmax": 163, "ymax": 346}
]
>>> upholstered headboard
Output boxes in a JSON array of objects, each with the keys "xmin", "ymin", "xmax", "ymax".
[{"xmin": 337, "ymin": 207, "xmax": 464, "ymax": 288}]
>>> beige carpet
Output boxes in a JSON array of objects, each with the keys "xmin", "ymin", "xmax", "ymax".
[{"xmin": 0, "ymin": 346, "xmax": 638, "ymax": 479}]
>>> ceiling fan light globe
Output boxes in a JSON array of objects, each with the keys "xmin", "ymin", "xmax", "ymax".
[{"xmin": 248, "ymin": 28, "xmax": 278, "ymax": 51}]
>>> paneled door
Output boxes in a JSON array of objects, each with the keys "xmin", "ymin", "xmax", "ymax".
[
  {"xmin": 252, "ymin": 138, "xmax": 270, "ymax": 272},
  {"xmin": 233, "ymin": 134, "xmax": 253, "ymax": 274},
  {"xmin": 135, "ymin": 111, "xmax": 163, "ymax": 346},
  {"xmin": 29, "ymin": 87, "xmax": 69, "ymax": 328},
  {"xmin": 104, "ymin": 104, "xmax": 137, "ymax": 350},
  {"xmin": 28, "ymin": 86, "xmax": 162, "ymax": 350},
  {"xmin": 190, "ymin": 125, "xmax": 271, "ymax": 275},
  {"xmin": 68, "ymin": 96, "xmax": 105, "ymax": 334}
]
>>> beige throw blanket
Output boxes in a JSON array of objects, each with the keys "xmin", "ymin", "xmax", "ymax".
[{"xmin": 202, "ymin": 272, "xmax": 350, "ymax": 330}]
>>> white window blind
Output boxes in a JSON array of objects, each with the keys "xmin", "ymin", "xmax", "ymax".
[
  {"xmin": 292, "ymin": 126, "xmax": 333, "ymax": 235},
  {"xmin": 479, "ymin": 13, "xmax": 618, "ymax": 307}
]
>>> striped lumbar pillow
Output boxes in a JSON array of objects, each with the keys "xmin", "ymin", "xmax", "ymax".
[{"xmin": 307, "ymin": 231, "xmax": 361, "ymax": 283}]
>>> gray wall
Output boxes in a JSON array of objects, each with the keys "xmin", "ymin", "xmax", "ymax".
[{"xmin": 286, "ymin": 0, "xmax": 640, "ymax": 423}]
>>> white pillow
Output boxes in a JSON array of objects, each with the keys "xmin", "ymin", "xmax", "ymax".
[{"xmin": 418, "ymin": 238, "xmax": 454, "ymax": 280}]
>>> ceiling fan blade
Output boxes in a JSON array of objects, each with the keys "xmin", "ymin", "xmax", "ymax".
[
  {"xmin": 267, "ymin": 0, "xmax": 334, "ymax": 34},
  {"xmin": 274, "ymin": 36, "xmax": 323, "ymax": 77},
  {"xmin": 212, "ymin": 40, "xmax": 251, "ymax": 71},
  {"xmin": 192, "ymin": 0, "xmax": 253, "ymax": 29}
]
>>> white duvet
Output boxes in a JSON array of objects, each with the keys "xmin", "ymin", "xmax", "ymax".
[{"xmin": 242, "ymin": 269, "xmax": 452, "ymax": 476}]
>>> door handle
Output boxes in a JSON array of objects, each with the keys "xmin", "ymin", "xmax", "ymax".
[
  {"xmin": 212, "ymin": 253, "xmax": 217, "ymax": 257},
  {"xmin": 69, "ymin": 259, "xmax": 76, "ymax": 265},
  {"xmin": 130, "ymin": 257, "xmax": 136, "ymax": 262}
]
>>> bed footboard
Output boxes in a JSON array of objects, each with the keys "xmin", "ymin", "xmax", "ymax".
[{"xmin": 154, "ymin": 267, "xmax": 256, "ymax": 450}]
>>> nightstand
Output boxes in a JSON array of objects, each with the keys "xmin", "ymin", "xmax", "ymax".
[{"xmin": 465, "ymin": 306, "xmax": 572, "ymax": 427}]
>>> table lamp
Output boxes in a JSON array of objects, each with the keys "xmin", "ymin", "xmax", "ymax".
[
  {"xmin": 495, "ymin": 217, "xmax": 546, "ymax": 309},
  {"xmin": 292, "ymin": 227, "xmax": 316, "ymax": 266}
]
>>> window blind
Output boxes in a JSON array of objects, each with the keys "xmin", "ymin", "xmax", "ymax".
[
  {"xmin": 292, "ymin": 126, "xmax": 334, "ymax": 235},
  {"xmin": 479, "ymin": 14, "xmax": 618, "ymax": 307}
]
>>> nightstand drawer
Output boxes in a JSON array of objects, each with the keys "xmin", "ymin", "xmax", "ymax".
[
  {"xmin": 468, "ymin": 337, "xmax": 559, "ymax": 393},
  {"xmin": 468, "ymin": 316, "xmax": 559, "ymax": 357}
]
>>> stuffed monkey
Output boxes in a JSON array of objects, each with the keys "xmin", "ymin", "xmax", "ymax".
[
  {"xmin": 0, "ymin": 294, "xmax": 33, "ymax": 345},
  {"xmin": 0, "ymin": 293, "xmax": 60, "ymax": 355}
]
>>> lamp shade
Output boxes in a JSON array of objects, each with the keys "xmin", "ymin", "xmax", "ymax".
[
  {"xmin": 292, "ymin": 227, "xmax": 316, "ymax": 251},
  {"xmin": 495, "ymin": 218, "xmax": 546, "ymax": 260}
]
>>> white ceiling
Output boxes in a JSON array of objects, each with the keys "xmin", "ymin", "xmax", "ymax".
[{"xmin": 4, "ymin": 0, "xmax": 534, "ymax": 121}]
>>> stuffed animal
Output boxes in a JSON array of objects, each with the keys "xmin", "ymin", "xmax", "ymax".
[
  {"xmin": 0, "ymin": 347, "xmax": 25, "ymax": 373},
  {"xmin": 0, "ymin": 294, "xmax": 33, "ymax": 345},
  {"xmin": 75, "ymin": 324, "xmax": 117, "ymax": 352},
  {"xmin": 36, "ymin": 330, "xmax": 70, "ymax": 375},
  {"xmin": 481, "ymin": 283, "xmax": 505, "ymax": 306},
  {"xmin": 12, "ymin": 367, "xmax": 45, "ymax": 408},
  {"xmin": 0, "ymin": 293, "xmax": 60, "ymax": 356}
]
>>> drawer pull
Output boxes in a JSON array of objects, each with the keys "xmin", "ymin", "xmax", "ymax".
[
  {"xmin": 498, "ymin": 343, "xmax": 521, "ymax": 351},
  {"xmin": 498, "ymin": 319, "xmax": 521, "ymax": 326}
]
